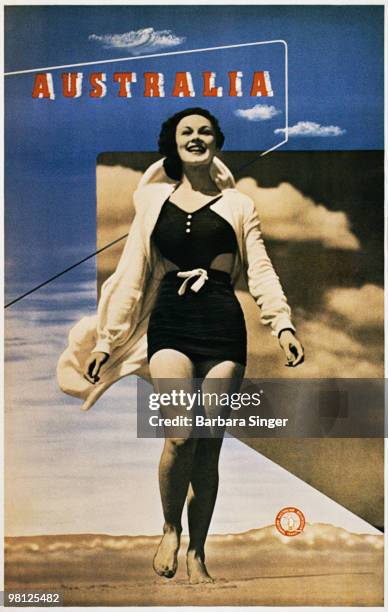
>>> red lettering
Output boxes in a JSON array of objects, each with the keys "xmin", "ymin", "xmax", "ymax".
[
  {"xmin": 89, "ymin": 72, "xmax": 106, "ymax": 98},
  {"xmin": 144, "ymin": 72, "xmax": 162, "ymax": 97},
  {"xmin": 32, "ymin": 73, "xmax": 53, "ymax": 99},
  {"xmin": 228, "ymin": 71, "xmax": 243, "ymax": 97},
  {"xmin": 172, "ymin": 72, "xmax": 192, "ymax": 97},
  {"xmin": 203, "ymin": 71, "xmax": 219, "ymax": 97},
  {"xmin": 61, "ymin": 72, "xmax": 83, "ymax": 98},
  {"xmin": 113, "ymin": 73, "xmax": 136, "ymax": 97},
  {"xmin": 250, "ymin": 71, "xmax": 269, "ymax": 97}
]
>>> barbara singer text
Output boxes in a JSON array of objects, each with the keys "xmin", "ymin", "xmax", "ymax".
[{"xmin": 149, "ymin": 416, "xmax": 289, "ymax": 429}]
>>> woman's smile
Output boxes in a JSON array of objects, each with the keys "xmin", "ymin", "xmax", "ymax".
[
  {"xmin": 186, "ymin": 141, "xmax": 207, "ymax": 153},
  {"xmin": 176, "ymin": 114, "xmax": 217, "ymax": 165}
]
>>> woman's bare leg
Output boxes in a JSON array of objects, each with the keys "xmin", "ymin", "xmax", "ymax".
[
  {"xmin": 186, "ymin": 360, "xmax": 245, "ymax": 584},
  {"xmin": 149, "ymin": 349, "xmax": 197, "ymax": 578}
]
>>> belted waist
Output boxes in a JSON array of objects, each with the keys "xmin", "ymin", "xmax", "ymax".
[{"xmin": 161, "ymin": 268, "xmax": 232, "ymax": 295}]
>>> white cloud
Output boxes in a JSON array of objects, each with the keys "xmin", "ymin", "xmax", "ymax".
[
  {"xmin": 6, "ymin": 261, "xmax": 383, "ymax": 536},
  {"xmin": 325, "ymin": 284, "xmax": 384, "ymax": 328},
  {"xmin": 236, "ymin": 177, "xmax": 360, "ymax": 250},
  {"xmin": 237, "ymin": 290, "xmax": 383, "ymax": 380},
  {"xmin": 235, "ymin": 104, "xmax": 281, "ymax": 121},
  {"xmin": 89, "ymin": 28, "xmax": 185, "ymax": 54},
  {"xmin": 275, "ymin": 121, "xmax": 346, "ymax": 137}
]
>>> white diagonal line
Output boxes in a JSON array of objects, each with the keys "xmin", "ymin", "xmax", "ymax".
[
  {"xmin": 5, "ymin": 38, "xmax": 288, "ymax": 158},
  {"xmin": 4, "ymin": 40, "xmax": 286, "ymax": 76}
]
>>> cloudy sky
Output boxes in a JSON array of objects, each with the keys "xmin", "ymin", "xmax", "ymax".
[
  {"xmin": 4, "ymin": 5, "xmax": 383, "ymax": 296},
  {"xmin": 95, "ymin": 152, "xmax": 383, "ymax": 379},
  {"xmin": 4, "ymin": 5, "xmax": 384, "ymax": 538},
  {"xmin": 5, "ymin": 260, "xmax": 382, "ymax": 537},
  {"xmin": 5, "ymin": 152, "xmax": 383, "ymax": 536}
]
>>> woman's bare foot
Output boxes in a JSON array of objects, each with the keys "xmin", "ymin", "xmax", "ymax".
[
  {"xmin": 153, "ymin": 526, "xmax": 181, "ymax": 579},
  {"xmin": 187, "ymin": 550, "xmax": 214, "ymax": 584}
]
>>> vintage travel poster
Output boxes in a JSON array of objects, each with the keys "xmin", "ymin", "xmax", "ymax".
[{"xmin": 4, "ymin": 3, "xmax": 385, "ymax": 608}]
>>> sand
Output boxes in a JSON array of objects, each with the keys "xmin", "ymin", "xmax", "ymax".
[{"xmin": 5, "ymin": 523, "xmax": 384, "ymax": 606}]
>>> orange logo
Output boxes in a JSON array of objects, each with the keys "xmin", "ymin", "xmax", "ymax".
[{"xmin": 275, "ymin": 507, "xmax": 305, "ymax": 536}]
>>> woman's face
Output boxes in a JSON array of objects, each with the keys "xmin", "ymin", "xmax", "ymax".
[{"xmin": 175, "ymin": 114, "xmax": 218, "ymax": 166}]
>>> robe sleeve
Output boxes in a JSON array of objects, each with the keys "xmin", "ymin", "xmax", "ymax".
[
  {"xmin": 242, "ymin": 197, "xmax": 296, "ymax": 337},
  {"xmin": 92, "ymin": 210, "xmax": 150, "ymax": 355}
]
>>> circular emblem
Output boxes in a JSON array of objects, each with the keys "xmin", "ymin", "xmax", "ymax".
[{"xmin": 275, "ymin": 507, "xmax": 305, "ymax": 536}]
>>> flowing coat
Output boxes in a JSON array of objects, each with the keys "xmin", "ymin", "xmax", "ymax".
[{"xmin": 57, "ymin": 157, "xmax": 295, "ymax": 411}]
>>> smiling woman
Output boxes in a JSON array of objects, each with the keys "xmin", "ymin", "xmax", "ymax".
[
  {"xmin": 158, "ymin": 108, "xmax": 225, "ymax": 180},
  {"xmin": 176, "ymin": 116, "xmax": 218, "ymax": 163},
  {"xmin": 147, "ymin": 111, "xmax": 245, "ymax": 368},
  {"xmin": 59, "ymin": 106, "xmax": 303, "ymax": 585}
]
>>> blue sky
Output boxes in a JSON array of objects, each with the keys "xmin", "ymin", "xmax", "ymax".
[
  {"xmin": 5, "ymin": 266, "xmax": 382, "ymax": 536},
  {"xmin": 4, "ymin": 5, "xmax": 384, "ymax": 294},
  {"xmin": 5, "ymin": 5, "xmax": 384, "ymax": 150},
  {"xmin": 4, "ymin": 5, "xmax": 384, "ymax": 537}
]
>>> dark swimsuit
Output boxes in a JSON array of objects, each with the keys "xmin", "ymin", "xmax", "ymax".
[{"xmin": 147, "ymin": 195, "xmax": 247, "ymax": 366}]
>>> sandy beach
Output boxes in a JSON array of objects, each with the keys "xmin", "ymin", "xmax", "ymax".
[{"xmin": 5, "ymin": 522, "xmax": 384, "ymax": 606}]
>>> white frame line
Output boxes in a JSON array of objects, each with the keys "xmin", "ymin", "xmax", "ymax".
[{"xmin": 4, "ymin": 40, "xmax": 288, "ymax": 156}]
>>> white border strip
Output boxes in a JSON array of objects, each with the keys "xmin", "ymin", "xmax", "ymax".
[
  {"xmin": 261, "ymin": 41, "xmax": 288, "ymax": 156},
  {"xmin": 4, "ymin": 40, "xmax": 288, "ymax": 156}
]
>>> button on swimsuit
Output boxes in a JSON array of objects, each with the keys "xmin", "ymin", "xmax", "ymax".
[{"xmin": 147, "ymin": 195, "xmax": 247, "ymax": 366}]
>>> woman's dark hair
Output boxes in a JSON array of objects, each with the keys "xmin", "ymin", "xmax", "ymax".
[{"xmin": 158, "ymin": 107, "xmax": 225, "ymax": 180}]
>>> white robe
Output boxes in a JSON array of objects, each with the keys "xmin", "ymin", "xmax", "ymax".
[{"xmin": 57, "ymin": 157, "xmax": 295, "ymax": 411}]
